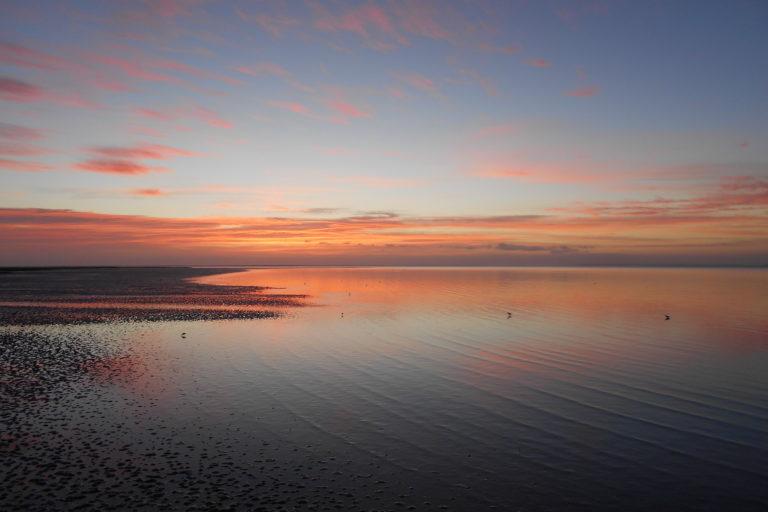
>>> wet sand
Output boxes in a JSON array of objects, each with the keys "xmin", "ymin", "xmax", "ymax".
[
  {"xmin": 2, "ymin": 267, "xmax": 768, "ymax": 511},
  {"xmin": 1, "ymin": 267, "xmax": 468, "ymax": 511},
  {"xmin": 0, "ymin": 267, "xmax": 305, "ymax": 325}
]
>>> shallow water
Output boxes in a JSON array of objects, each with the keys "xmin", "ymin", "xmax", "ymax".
[{"xmin": 3, "ymin": 267, "xmax": 768, "ymax": 511}]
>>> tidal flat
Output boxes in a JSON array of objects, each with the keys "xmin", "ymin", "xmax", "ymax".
[{"xmin": 1, "ymin": 267, "xmax": 767, "ymax": 511}]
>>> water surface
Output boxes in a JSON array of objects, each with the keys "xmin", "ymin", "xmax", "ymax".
[{"xmin": 2, "ymin": 267, "xmax": 767, "ymax": 510}]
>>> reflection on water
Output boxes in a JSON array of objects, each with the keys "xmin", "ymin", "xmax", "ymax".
[
  {"xmin": 3, "ymin": 267, "xmax": 768, "ymax": 511},
  {"xmin": 196, "ymin": 267, "xmax": 768, "ymax": 509}
]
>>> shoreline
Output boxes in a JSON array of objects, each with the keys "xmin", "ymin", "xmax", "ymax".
[{"xmin": 0, "ymin": 267, "xmax": 306, "ymax": 326}]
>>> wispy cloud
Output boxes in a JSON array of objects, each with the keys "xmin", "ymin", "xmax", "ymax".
[
  {"xmin": 565, "ymin": 85, "xmax": 600, "ymax": 97},
  {"xmin": 74, "ymin": 160, "xmax": 170, "ymax": 175},
  {"xmin": 236, "ymin": 8, "xmax": 301, "ymax": 37},
  {"xmin": 136, "ymin": 105, "xmax": 233, "ymax": 129},
  {"xmin": 327, "ymin": 99, "xmax": 371, "ymax": 122},
  {"xmin": 526, "ymin": 58, "xmax": 551, "ymax": 68},
  {"xmin": 267, "ymin": 100, "xmax": 311, "ymax": 116},
  {"xmin": 74, "ymin": 143, "xmax": 196, "ymax": 175},
  {"xmin": 334, "ymin": 175, "xmax": 423, "ymax": 188},
  {"xmin": 0, "ymin": 122, "xmax": 43, "ymax": 140},
  {"xmin": 0, "ymin": 75, "xmax": 97, "ymax": 107},
  {"xmin": 398, "ymin": 72, "xmax": 438, "ymax": 93},
  {"xmin": 0, "ymin": 75, "xmax": 44, "ymax": 102},
  {"xmin": 3, "ymin": 200, "xmax": 765, "ymax": 265},
  {"xmin": 129, "ymin": 188, "xmax": 167, "ymax": 196},
  {"xmin": 88, "ymin": 143, "xmax": 198, "ymax": 160},
  {"xmin": 0, "ymin": 158, "xmax": 53, "ymax": 172}
]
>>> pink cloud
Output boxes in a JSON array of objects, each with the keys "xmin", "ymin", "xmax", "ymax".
[
  {"xmin": 398, "ymin": 72, "xmax": 438, "ymax": 93},
  {"xmin": 0, "ymin": 76, "xmax": 44, "ymax": 102},
  {"xmin": 0, "ymin": 158, "xmax": 52, "ymax": 172},
  {"xmin": 0, "ymin": 41, "xmax": 70, "ymax": 70},
  {"xmin": 455, "ymin": 68, "xmax": 498, "ymax": 96},
  {"xmin": 0, "ymin": 75, "xmax": 97, "ymax": 107},
  {"xmin": 334, "ymin": 175, "xmax": 423, "ymax": 188},
  {"xmin": 135, "ymin": 106, "xmax": 233, "ymax": 129},
  {"xmin": 145, "ymin": 0, "xmax": 197, "ymax": 18},
  {"xmin": 526, "ymin": 58, "xmax": 552, "ymax": 68},
  {"xmin": 565, "ymin": 85, "xmax": 600, "ymax": 97},
  {"xmin": 236, "ymin": 9, "xmax": 300, "ymax": 37},
  {"xmin": 314, "ymin": 3, "xmax": 402, "ymax": 44},
  {"xmin": 88, "ymin": 54, "xmax": 174, "ymax": 83},
  {"xmin": 0, "ymin": 143, "xmax": 49, "ymax": 156},
  {"xmin": 268, "ymin": 100, "xmax": 310, "ymax": 115},
  {"xmin": 75, "ymin": 159, "xmax": 169, "ymax": 175},
  {"xmin": 327, "ymin": 99, "xmax": 370, "ymax": 121},
  {"xmin": 86, "ymin": 51, "xmax": 239, "ymax": 87},
  {"xmin": 472, "ymin": 123, "xmax": 519, "ymax": 139},
  {"xmin": 235, "ymin": 62, "xmax": 312, "ymax": 93},
  {"xmin": 317, "ymin": 146, "xmax": 354, "ymax": 156},
  {"xmin": 191, "ymin": 106, "xmax": 233, "ymax": 128},
  {"xmin": 554, "ymin": 177, "xmax": 768, "ymax": 217},
  {"xmin": 394, "ymin": 2, "xmax": 451, "ymax": 40},
  {"xmin": 135, "ymin": 108, "xmax": 176, "ymax": 121},
  {"xmin": 477, "ymin": 43, "xmax": 522, "ymax": 55},
  {"xmin": 89, "ymin": 143, "xmax": 198, "ymax": 160},
  {"xmin": 310, "ymin": 1, "xmax": 477, "ymax": 50},
  {"xmin": 74, "ymin": 143, "xmax": 195, "ymax": 176},
  {"xmin": 0, "ymin": 122, "xmax": 43, "ymax": 140},
  {"xmin": 235, "ymin": 62, "xmax": 290, "ymax": 78}
]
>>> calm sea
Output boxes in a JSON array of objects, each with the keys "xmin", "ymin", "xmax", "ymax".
[{"xmin": 3, "ymin": 267, "xmax": 768, "ymax": 511}]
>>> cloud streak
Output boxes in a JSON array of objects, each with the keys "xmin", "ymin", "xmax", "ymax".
[
  {"xmin": 2, "ymin": 201, "xmax": 765, "ymax": 266},
  {"xmin": 74, "ymin": 143, "xmax": 196, "ymax": 175}
]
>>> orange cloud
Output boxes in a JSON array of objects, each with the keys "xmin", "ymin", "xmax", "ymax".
[
  {"xmin": 130, "ymin": 188, "xmax": 167, "ymax": 196},
  {"xmin": 471, "ymin": 163, "xmax": 604, "ymax": 184},
  {"xmin": 1, "ymin": 203, "xmax": 766, "ymax": 266}
]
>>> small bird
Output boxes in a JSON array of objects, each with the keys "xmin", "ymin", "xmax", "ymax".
[
  {"xmin": 507, "ymin": 312, "xmax": 512, "ymax": 318},
  {"xmin": 341, "ymin": 312, "xmax": 344, "ymax": 318},
  {"xmin": 181, "ymin": 332, "xmax": 187, "ymax": 338},
  {"xmin": 665, "ymin": 314, "xmax": 670, "ymax": 320}
]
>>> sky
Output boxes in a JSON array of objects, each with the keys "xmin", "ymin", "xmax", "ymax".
[{"xmin": 1, "ymin": 0, "xmax": 767, "ymax": 266}]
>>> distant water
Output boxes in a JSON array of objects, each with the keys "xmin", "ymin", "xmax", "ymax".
[{"xmin": 3, "ymin": 267, "xmax": 768, "ymax": 511}]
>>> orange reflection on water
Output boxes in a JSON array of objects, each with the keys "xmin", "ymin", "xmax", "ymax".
[{"xmin": 196, "ymin": 267, "xmax": 768, "ymax": 338}]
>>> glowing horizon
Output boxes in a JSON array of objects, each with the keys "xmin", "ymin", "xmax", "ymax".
[{"xmin": 1, "ymin": 1, "xmax": 767, "ymax": 266}]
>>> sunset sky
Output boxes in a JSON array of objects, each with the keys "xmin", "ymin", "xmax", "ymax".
[{"xmin": 1, "ymin": 0, "xmax": 767, "ymax": 266}]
